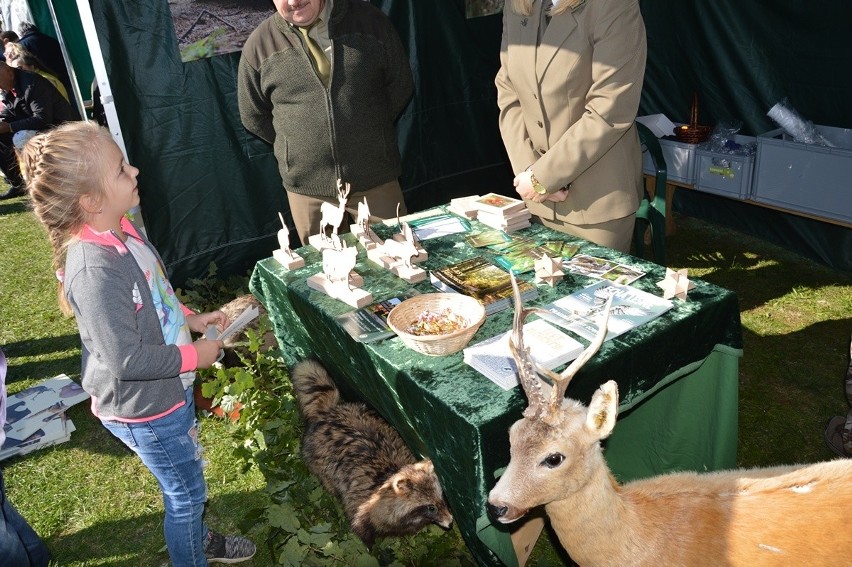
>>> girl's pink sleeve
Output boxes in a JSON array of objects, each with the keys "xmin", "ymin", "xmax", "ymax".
[
  {"xmin": 181, "ymin": 304, "xmax": 196, "ymax": 317},
  {"xmin": 178, "ymin": 344, "xmax": 198, "ymax": 372}
]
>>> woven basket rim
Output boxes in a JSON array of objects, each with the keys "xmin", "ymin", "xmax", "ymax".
[{"xmin": 387, "ymin": 293, "xmax": 486, "ymax": 344}]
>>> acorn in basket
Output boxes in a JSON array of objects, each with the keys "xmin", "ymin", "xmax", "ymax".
[{"xmin": 388, "ymin": 293, "xmax": 486, "ymax": 356}]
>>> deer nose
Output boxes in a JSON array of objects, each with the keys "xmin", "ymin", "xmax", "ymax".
[{"xmin": 488, "ymin": 503, "xmax": 508, "ymax": 519}]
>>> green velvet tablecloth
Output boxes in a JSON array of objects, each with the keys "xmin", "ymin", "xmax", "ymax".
[{"xmin": 250, "ymin": 213, "xmax": 743, "ymax": 567}]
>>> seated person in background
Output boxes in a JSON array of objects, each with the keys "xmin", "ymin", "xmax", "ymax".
[
  {"xmin": 15, "ymin": 23, "xmax": 75, "ymax": 109},
  {"xmin": 0, "ymin": 60, "xmax": 76, "ymax": 199},
  {"xmin": 4, "ymin": 42, "xmax": 69, "ymax": 102},
  {"xmin": 0, "ymin": 31, "xmax": 19, "ymax": 52}
]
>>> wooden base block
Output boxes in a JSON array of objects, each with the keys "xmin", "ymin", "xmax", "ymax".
[
  {"xmin": 272, "ymin": 249, "xmax": 305, "ymax": 270},
  {"xmin": 391, "ymin": 234, "xmax": 428, "ymax": 262},
  {"xmin": 307, "ymin": 233, "xmax": 342, "ymax": 251},
  {"xmin": 351, "ymin": 225, "xmax": 380, "ymax": 250},
  {"xmin": 306, "ymin": 273, "xmax": 372, "ymax": 308},
  {"xmin": 391, "ymin": 264, "xmax": 427, "ymax": 284}
]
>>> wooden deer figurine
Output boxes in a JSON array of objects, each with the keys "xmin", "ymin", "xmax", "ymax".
[
  {"xmin": 488, "ymin": 276, "xmax": 852, "ymax": 567},
  {"xmin": 319, "ymin": 179, "xmax": 351, "ymax": 241}
]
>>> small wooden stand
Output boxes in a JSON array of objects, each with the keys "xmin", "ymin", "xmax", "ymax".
[
  {"xmin": 273, "ymin": 248, "xmax": 305, "ymax": 270},
  {"xmin": 366, "ymin": 247, "xmax": 427, "ymax": 283},
  {"xmin": 351, "ymin": 224, "xmax": 381, "ymax": 250},
  {"xmin": 272, "ymin": 212, "xmax": 305, "ymax": 269},
  {"xmin": 306, "ymin": 272, "xmax": 372, "ymax": 308},
  {"xmin": 307, "ymin": 232, "xmax": 342, "ymax": 252}
]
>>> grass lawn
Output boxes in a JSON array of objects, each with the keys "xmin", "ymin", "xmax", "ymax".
[{"xmin": 2, "ymin": 185, "xmax": 850, "ymax": 565}]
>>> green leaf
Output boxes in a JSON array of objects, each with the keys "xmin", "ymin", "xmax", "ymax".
[
  {"xmin": 354, "ymin": 553, "xmax": 381, "ymax": 567},
  {"xmin": 278, "ymin": 537, "xmax": 307, "ymax": 566}
]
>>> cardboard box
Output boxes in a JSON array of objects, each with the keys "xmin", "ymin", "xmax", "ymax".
[
  {"xmin": 753, "ymin": 126, "xmax": 852, "ymax": 225},
  {"xmin": 695, "ymin": 135, "xmax": 756, "ymax": 200}
]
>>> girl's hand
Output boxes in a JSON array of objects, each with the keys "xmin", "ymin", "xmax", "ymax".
[
  {"xmin": 194, "ymin": 338, "xmax": 225, "ymax": 368},
  {"xmin": 187, "ymin": 310, "xmax": 229, "ymax": 334}
]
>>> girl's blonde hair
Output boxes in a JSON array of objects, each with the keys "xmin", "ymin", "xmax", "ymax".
[
  {"xmin": 22, "ymin": 121, "xmax": 115, "ymax": 314},
  {"xmin": 510, "ymin": 0, "xmax": 584, "ymax": 17}
]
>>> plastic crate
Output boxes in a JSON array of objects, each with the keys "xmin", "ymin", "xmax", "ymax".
[
  {"xmin": 643, "ymin": 137, "xmax": 697, "ymax": 185},
  {"xmin": 753, "ymin": 125, "xmax": 852, "ymax": 225},
  {"xmin": 695, "ymin": 135, "xmax": 756, "ymax": 199}
]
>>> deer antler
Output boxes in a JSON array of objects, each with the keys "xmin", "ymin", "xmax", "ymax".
[
  {"xmin": 546, "ymin": 297, "xmax": 611, "ymax": 411},
  {"xmin": 337, "ymin": 179, "xmax": 351, "ymax": 200},
  {"xmin": 509, "ymin": 274, "xmax": 549, "ymax": 419},
  {"xmin": 509, "ymin": 273, "xmax": 612, "ymax": 420}
]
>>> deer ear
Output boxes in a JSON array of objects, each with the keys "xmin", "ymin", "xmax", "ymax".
[{"xmin": 584, "ymin": 380, "xmax": 618, "ymax": 439}]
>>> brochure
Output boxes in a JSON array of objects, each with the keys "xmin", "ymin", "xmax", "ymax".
[
  {"xmin": 564, "ymin": 254, "xmax": 646, "ymax": 284},
  {"xmin": 463, "ymin": 319, "xmax": 585, "ymax": 390},
  {"xmin": 493, "ymin": 238, "xmax": 581, "ymax": 274},
  {"xmin": 538, "ymin": 280, "xmax": 673, "ymax": 342},
  {"xmin": 430, "ymin": 257, "xmax": 537, "ymax": 315},
  {"xmin": 407, "ymin": 213, "xmax": 470, "ymax": 241},
  {"xmin": 336, "ymin": 290, "xmax": 421, "ymax": 343}
]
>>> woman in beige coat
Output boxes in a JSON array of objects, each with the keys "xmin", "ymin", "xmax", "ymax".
[{"xmin": 496, "ymin": 0, "xmax": 647, "ymax": 252}]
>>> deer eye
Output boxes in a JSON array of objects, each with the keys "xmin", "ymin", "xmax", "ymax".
[{"xmin": 542, "ymin": 453, "xmax": 565, "ymax": 468}]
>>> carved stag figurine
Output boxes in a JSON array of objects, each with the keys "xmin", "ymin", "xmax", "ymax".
[
  {"xmin": 322, "ymin": 242, "xmax": 357, "ymax": 290},
  {"xmin": 319, "ymin": 179, "xmax": 351, "ymax": 241},
  {"xmin": 487, "ymin": 276, "xmax": 852, "ymax": 567}
]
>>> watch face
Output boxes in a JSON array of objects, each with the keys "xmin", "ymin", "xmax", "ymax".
[{"xmin": 533, "ymin": 183, "xmax": 547, "ymax": 194}]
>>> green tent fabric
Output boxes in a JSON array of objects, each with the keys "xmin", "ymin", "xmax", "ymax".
[
  {"xmin": 26, "ymin": 0, "xmax": 95, "ymax": 106},
  {"xmin": 86, "ymin": 0, "xmax": 852, "ymax": 286}
]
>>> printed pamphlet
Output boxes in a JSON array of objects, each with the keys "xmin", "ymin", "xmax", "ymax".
[
  {"xmin": 336, "ymin": 290, "xmax": 421, "ymax": 343},
  {"xmin": 430, "ymin": 257, "xmax": 537, "ymax": 315},
  {"xmin": 463, "ymin": 318, "xmax": 585, "ymax": 390},
  {"xmin": 538, "ymin": 280, "xmax": 673, "ymax": 342}
]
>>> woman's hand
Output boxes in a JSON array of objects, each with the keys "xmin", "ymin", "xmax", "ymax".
[
  {"xmin": 513, "ymin": 171, "xmax": 547, "ymax": 203},
  {"xmin": 186, "ymin": 310, "xmax": 229, "ymax": 334}
]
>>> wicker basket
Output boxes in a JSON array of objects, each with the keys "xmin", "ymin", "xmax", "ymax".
[{"xmin": 387, "ymin": 293, "xmax": 486, "ymax": 356}]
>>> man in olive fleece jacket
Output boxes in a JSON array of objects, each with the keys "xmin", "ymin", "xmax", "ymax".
[{"xmin": 238, "ymin": 0, "xmax": 414, "ymax": 243}]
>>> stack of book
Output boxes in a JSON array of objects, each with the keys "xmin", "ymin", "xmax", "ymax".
[
  {"xmin": 463, "ymin": 319, "xmax": 584, "ymax": 390},
  {"xmin": 430, "ymin": 257, "xmax": 537, "ymax": 315},
  {"xmin": 1, "ymin": 374, "xmax": 90, "ymax": 461},
  {"xmin": 472, "ymin": 193, "xmax": 531, "ymax": 233},
  {"xmin": 448, "ymin": 195, "xmax": 481, "ymax": 219}
]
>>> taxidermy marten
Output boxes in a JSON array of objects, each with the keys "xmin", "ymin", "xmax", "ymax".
[{"xmin": 290, "ymin": 359, "xmax": 454, "ymax": 547}]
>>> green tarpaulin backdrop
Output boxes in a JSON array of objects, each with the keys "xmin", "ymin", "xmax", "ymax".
[{"xmin": 65, "ymin": 0, "xmax": 852, "ymax": 283}]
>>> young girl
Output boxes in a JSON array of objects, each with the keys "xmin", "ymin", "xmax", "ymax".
[{"xmin": 23, "ymin": 122, "xmax": 255, "ymax": 566}]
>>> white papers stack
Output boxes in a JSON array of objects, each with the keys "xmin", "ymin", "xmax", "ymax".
[
  {"xmin": 0, "ymin": 374, "xmax": 90, "ymax": 461},
  {"xmin": 448, "ymin": 195, "xmax": 481, "ymax": 219},
  {"xmin": 463, "ymin": 319, "xmax": 584, "ymax": 390}
]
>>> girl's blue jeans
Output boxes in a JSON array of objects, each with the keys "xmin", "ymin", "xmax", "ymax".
[{"xmin": 101, "ymin": 388, "xmax": 209, "ymax": 566}]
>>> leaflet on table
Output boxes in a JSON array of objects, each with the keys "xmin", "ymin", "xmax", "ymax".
[
  {"xmin": 463, "ymin": 318, "xmax": 584, "ymax": 390},
  {"xmin": 493, "ymin": 237, "xmax": 581, "ymax": 274},
  {"xmin": 538, "ymin": 280, "xmax": 673, "ymax": 342},
  {"xmin": 336, "ymin": 290, "xmax": 421, "ymax": 343},
  {"xmin": 429, "ymin": 257, "xmax": 537, "ymax": 315},
  {"xmin": 406, "ymin": 213, "xmax": 470, "ymax": 240},
  {"xmin": 564, "ymin": 253, "xmax": 646, "ymax": 284}
]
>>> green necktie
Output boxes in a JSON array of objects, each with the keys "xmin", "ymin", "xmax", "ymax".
[{"xmin": 298, "ymin": 22, "xmax": 330, "ymax": 86}]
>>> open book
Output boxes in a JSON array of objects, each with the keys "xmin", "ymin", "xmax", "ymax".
[{"xmin": 463, "ymin": 319, "xmax": 584, "ymax": 390}]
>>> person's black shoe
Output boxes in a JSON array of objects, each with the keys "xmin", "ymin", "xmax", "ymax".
[
  {"xmin": 204, "ymin": 529, "xmax": 256, "ymax": 564},
  {"xmin": 0, "ymin": 185, "xmax": 25, "ymax": 200}
]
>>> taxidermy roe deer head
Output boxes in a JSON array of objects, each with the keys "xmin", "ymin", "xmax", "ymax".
[{"xmin": 488, "ymin": 276, "xmax": 852, "ymax": 567}]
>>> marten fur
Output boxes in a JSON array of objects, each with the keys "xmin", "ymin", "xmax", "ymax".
[{"xmin": 290, "ymin": 359, "xmax": 453, "ymax": 547}]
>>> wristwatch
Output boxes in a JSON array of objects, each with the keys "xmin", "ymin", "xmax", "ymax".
[{"xmin": 530, "ymin": 172, "xmax": 548, "ymax": 195}]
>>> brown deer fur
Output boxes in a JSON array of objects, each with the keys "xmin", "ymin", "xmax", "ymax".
[{"xmin": 488, "ymin": 276, "xmax": 852, "ymax": 566}]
